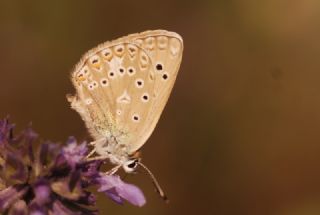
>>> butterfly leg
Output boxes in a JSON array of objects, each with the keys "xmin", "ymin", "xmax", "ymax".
[
  {"xmin": 89, "ymin": 141, "xmax": 97, "ymax": 146},
  {"xmin": 85, "ymin": 155, "xmax": 108, "ymax": 161},
  {"xmin": 85, "ymin": 148, "xmax": 96, "ymax": 159},
  {"xmin": 85, "ymin": 139, "xmax": 106, "ymax": 160},
  {"xmin": 105, "ymin": 165, "xmax": 121, "ymax": 175}
]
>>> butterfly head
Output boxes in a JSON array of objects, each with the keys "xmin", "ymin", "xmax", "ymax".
[
  {"xmin": 123, "ymin": 158, "xmax": 139, "ymax": 173},
  {"xmin": 122, "ymin": 151, "xmax": 141, "ymax": 173},
  {"xmin": 122, "ymin": 154, "xmax": 168, "ymax": 202}
]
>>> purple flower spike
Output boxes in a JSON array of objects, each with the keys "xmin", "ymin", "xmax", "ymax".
[
  {"xmin": 62, "ymin": 137, "xmax": 87, "ymax": 169},
  {"xmin": 98, "ymin": 175, "xmax": 146, "ymax": 207},
  {"xmin": 0, "ymin": 117, "xmax": 147, "ymax": 214}
]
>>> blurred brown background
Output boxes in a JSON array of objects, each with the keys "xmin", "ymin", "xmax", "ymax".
[{"xmin": 1, "ymin": 0, "xmax": 320, "ymax": 214}]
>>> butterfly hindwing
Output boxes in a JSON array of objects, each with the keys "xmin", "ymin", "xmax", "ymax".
[{"xmin": 128, "ymin": 30, "xmax": 183, "ymax": 152}]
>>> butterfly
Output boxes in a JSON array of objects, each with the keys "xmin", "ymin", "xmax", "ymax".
[{"xmin": 67, "ymin": 30, "xmax": 183, "ymax": 200}]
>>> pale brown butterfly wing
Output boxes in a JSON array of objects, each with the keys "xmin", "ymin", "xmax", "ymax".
[
  {"xmin": 68, "ymin": 30, "xmax": 183, "ymax": 155},
  {"xmin": 68, "ymin": 40, "xmax": 153, "ymax": 141},
  {"xmin": 127, "ymin": 30, "xmax": 183, "ymax": 152}
]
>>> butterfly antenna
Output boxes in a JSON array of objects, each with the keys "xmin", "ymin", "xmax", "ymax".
[{"xmin": 138, "ymin": 162, "xmax": 169, "ymax": 203}]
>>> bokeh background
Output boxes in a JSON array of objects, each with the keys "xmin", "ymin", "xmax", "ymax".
[{"xmin": 1, "ymin": 0, "xmax": 320, "ymax": 214}]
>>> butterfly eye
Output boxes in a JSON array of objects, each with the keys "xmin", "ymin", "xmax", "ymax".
[
  {"xmin": 128, "ymin": 161, "xmax": 138, "ymax": 168},
  {"xmin": 123, "ymin": 159, "xmax": 139, "ymax": 173}
]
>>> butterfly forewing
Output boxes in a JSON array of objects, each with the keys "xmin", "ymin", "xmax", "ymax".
[{"xmin": 68, "ymin": 30, "xmax": 183, "ymax": 155}]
